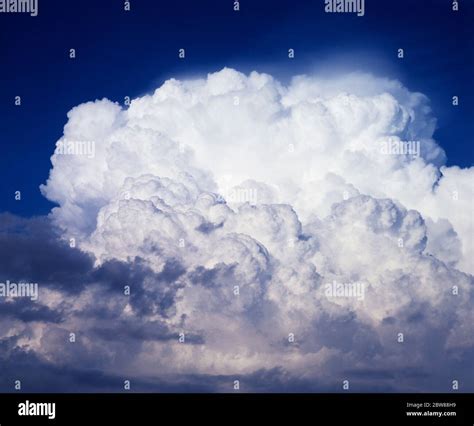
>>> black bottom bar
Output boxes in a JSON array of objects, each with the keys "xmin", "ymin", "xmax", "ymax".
[{"xmin": 1, "ymin": 393, "xmax": 472, "ymax": 424}]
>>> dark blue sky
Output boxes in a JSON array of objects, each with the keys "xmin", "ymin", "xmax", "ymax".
[{"xmin": 1, "ymin": 0, "xmax": 472, "ymax": 217}]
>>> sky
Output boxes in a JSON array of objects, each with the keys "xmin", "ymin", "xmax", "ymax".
[
  {"xmin": 0, "ymin": 0, "xmax": 473, "ymax": 392},
  {"xmin": 1, "ymin": 0, "xmax": 473, "ymax": 216}
]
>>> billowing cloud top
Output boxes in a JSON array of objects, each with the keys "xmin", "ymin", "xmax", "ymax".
[{"xmin": 4, "ymin": 68, "xmax": 473, "ymax": 391}]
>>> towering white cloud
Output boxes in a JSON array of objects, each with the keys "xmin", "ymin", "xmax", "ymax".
[{"xmin": 32, "ymin": 68, "xmax": 474, "ymax": 390}]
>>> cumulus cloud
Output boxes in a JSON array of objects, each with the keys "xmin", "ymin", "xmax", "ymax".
[{"xmin": 2, "ymin": 68, "xmax": 472, "ymax": 391}]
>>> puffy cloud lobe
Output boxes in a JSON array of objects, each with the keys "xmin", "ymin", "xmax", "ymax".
[{"xmin": 7, "ymin": 68, "xmax": 471, "ymax": 391}]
